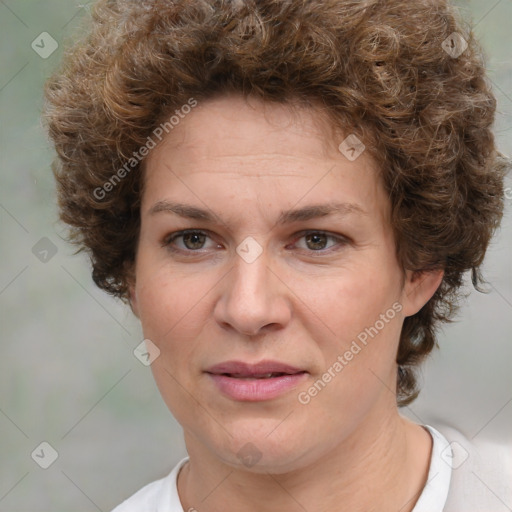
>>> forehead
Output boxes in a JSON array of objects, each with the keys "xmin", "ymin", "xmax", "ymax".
[
  {"xmin": 147, "ymin": 94, "xmax": 354, "ymax": 166},
  {"xmin": 141, "ymin": 93, "xmax": 387, "ymax": 223}
]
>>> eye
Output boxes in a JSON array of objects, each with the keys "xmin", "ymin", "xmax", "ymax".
[
  {"xmin": 162, "ymin": 230, "xmax": 219, "ymax": 252},
  {"xmin": 162, "ymin": 229, "xmax": 348, "ymax": 255},
  {"xmin": 291, "ymin": 231, "xmax": 348, "ymax": 253}
]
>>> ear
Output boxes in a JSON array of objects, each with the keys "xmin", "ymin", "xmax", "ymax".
[
  {"xmin": 125, "ymin": 266, "xmax": 140, "ymax": 318},
  {"xmin": 128, "ymin": 283, "xmax": 140, "ymax": 319},
  {"xmin": 400, "ymin": 269, "xmax": 444, "ymax": 317}
]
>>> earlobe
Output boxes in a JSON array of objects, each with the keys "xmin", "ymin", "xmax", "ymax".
[{"xmin": 401, "ymin": 269, "xmax": 444, "ymax": 317}]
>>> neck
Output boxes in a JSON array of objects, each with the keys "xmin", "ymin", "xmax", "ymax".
[{"xmin": 178, "ymin": 405, "xmax": 432, "ymax": 512}]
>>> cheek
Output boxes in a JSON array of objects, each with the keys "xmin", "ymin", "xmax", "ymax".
[
  {"xmin": 301, "ymin": 263, "xmax": 403, "ymax": 397},
  {"xmin": 134, "ymin": 260, "xmax": 222, "ymax": 386},
  {"xmin": 297, "ymin": 289, "xmax": 402, "ymax": 436},
  {"xmin": 311, "ymin": 261, "xmax": 401, "ymax": 344},
  {"xmin": 135, "ymin": 259, "xmax": 211, "ymax": 340},
  {"xmin": 135, "ymin": 267, "xmax": 215, "ymax": 425}
]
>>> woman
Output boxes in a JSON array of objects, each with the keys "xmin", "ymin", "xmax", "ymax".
[{"xmin": 43, "ymin": 0, "xmax": 510, "ymax": 510}]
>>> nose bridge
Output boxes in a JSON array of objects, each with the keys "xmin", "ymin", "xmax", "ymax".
[
  {"xmin": 232, "ymin": 250, "xmax": 269, "ymax": 300},
  {"xmin": 215, "ymin": 247, "xmax": 290, "ymax": 335}
]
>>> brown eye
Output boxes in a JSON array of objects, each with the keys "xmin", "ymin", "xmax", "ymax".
[
  {"xmin": 305, "ymin": 233, "xmax": 329, "ymax": 250},
  {"xmin": 182, "ymin": 232, "xmax": 207, "ymax": 250},
  {"xmin": 163, "ymin": 230, "xmax": 216, "ymax": 253},
  {"xmin": 292, "ymin": 231, "xmax": 349, "ymax": 254}
]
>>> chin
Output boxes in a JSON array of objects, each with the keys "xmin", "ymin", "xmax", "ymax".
[{"xmin": 208, "ymin": 421, "xmax": 320, "ymax": 475}]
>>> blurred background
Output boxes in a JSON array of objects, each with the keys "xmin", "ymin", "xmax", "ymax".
[{"xmin": 0, "ymin": 0, "xmax": 511, "ymax": 510}]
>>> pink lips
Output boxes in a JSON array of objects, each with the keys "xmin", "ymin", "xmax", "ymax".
[{"xmin": 205, "ymin": 360, "xmax": 308, "ymax": 401}]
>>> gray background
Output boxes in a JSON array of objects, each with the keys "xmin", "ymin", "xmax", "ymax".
[{"xmin": 0, "ymin": 1, "xmax": 511, "ymax": 510}]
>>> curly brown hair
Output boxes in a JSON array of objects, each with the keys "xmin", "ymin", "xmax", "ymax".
[{"xmin": 43, "ymin": 0, "xmax": 508, "ymax": 406}]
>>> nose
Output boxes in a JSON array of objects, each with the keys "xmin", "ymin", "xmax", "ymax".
[{"xmin": 213, "ymin": 249, "xmax": 292, "ymax": 336}]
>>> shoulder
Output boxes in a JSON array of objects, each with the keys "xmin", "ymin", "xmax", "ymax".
[
  {"xmin": 434, "ymin": 424, "xmax": 512, "ymax": 511},
  {"xmin": 110, "ymin": 477, "xmax": 167, "ymax": 512},
  {"xmin": 110, "ymin": 457, "xmax": 189, "ymax": 512}
]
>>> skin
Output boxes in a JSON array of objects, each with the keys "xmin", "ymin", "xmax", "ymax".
[{"xmin": 129, "ymin": 93, "xmax": 444, "ymax": 512}]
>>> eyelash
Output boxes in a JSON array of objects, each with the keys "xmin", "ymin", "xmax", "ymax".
[{"xmin": 161, "ymin": 229, "xmax": 349, "ymax": 256}]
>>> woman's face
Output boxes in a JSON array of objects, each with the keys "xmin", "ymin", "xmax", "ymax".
[{"xmin": 131, "ymin": 94, "xmax": 437, "ymax": 473}]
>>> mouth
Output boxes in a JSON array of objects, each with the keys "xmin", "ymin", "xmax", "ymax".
[
  {"xmin": 216, "ymin": 372, "xmax": 302, "ymax": 379},
  {"xmin": 205, "ymin": 360, "xmax": 308, "ymax": 401}
]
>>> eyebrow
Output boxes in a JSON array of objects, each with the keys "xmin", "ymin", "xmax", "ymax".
[{"xmin": 149, "ymin": 200, "xmax": 367, "ymax": 224}]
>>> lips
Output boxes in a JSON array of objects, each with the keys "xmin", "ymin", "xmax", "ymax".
[
  {"xmin": 205, "ymin": 360, "xmax": 308, "ymax": 401},
  {"xmin": 206, "ymin": 360, "xmax": 305, "ymax": 378}
]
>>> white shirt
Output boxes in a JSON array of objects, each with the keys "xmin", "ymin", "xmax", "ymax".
[{"xmin": 111, "ymin": 425, "xmax": 512, "ymax": 511}]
